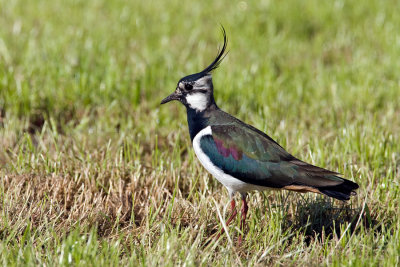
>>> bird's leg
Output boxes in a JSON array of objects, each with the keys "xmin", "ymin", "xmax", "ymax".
[
  {"xmin": 215, "ymin": 198, "xmax": 237, "ymax": 240},
  {"xmin": 238, "ymin": 193, "xmax": 248, "ymax": 246},
  {"xmin": 225, "ymin": 198, "xmax": 238, "ymax": 226}
]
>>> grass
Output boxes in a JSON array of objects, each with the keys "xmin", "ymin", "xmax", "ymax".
[{"xmin": 1, "ymin": 0, "xmax": 399, "ymax": 265}]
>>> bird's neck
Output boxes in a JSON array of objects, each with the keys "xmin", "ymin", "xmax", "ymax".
[{"xmin": 186, "ymin": 102, "xmax": 218, "ymax": 141}]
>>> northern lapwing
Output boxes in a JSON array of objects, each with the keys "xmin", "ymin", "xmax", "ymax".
[{"xmin": 161, "ymin": 27, "xmax": 359, "ymax": 243}]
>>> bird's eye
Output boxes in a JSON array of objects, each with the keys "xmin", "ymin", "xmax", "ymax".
[{"xmin": 185, "ymin": 83, "xmax": 193, "ymax": 90}]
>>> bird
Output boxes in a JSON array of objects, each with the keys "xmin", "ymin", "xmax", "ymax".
[{"xmin": 161, "ymin": 27, "xmax": 359, "ymax": 243}]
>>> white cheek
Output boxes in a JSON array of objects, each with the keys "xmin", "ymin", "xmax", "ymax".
[{"xmin": 186, "ymin": 93, "xmax": 208, "ymax": 111}]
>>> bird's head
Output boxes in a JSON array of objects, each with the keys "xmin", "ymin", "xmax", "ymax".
[{"xmin": 161, "ymin": 27, "xmax": 228, "ymax": 112}]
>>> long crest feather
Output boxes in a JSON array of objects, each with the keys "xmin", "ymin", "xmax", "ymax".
[{"xmin": 201, "ymin": 26, "xmax": 228, "ymax": 74}]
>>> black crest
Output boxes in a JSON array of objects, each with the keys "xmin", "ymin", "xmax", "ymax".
[{"xmin": 200, "ymin": 26, "xmax": 228, "ymax": 74}]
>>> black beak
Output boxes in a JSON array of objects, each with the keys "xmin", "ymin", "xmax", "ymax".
[{"xmin": 161, "ymin": 92, "xmax": 180, "ymax": 104}]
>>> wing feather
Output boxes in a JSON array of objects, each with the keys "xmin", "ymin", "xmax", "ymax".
[{"xmin": 199, "ymin": 124, "xmax": 344, "ymax": 189}]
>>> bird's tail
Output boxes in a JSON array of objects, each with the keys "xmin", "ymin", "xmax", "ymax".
[{"xmin": 317, "ymin": 178, "xmax": 359, "ymax": 201}]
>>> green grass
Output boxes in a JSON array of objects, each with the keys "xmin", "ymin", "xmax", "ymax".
[{"xmin": 1, "ymin": 0, "xmax": 400, "ymax": 265}]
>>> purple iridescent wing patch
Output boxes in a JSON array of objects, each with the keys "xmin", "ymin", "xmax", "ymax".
[{"xmin": 214, "ymin": 137, "xmax": 243, "ymax": 160}]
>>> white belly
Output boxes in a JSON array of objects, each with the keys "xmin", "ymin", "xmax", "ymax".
[{"xmin": 192, "ymin": 126, "xmax": 268, "ymax": 196}]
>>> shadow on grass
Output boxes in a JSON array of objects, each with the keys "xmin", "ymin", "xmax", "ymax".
[
  {"xmin": 284, "ymin": 196, "xmax": 377, "ymax": 245},
  {"xmin": 201, "ymin": 193, "xmax": 380, "ymax": 248}
]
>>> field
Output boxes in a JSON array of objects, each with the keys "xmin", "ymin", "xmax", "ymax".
[{"xmin": 1, "ymin": 0, "xmax": 399, "ymax": 265}]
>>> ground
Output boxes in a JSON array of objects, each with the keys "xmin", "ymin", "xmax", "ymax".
[{"xmin": 0, "ymin": 0, "xmax": 399, "ymax": 265}]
